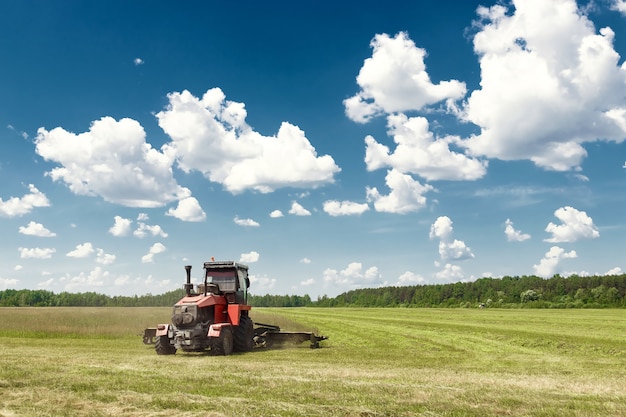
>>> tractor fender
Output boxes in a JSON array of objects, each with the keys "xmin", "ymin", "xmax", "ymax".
[
  {"xmin": 208, "ymin": 323, "xmax": 231, "ymax": 338},
  {"xmin": 155, "ymin": 324, "xmax": 170, "ymax": 337}
]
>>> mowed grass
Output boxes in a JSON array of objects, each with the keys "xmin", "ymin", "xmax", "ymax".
[{"xmin": 0, "ymin": 307, "xmax": 624, "ymax": 417}]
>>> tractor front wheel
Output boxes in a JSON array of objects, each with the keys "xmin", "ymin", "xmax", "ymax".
[
  {"xmin": 155, "ymin": 335, "xmax": 176, "ymax": 355},
  {"xmin": 211, "ymin": 327, "xmax": 234, "ymax": 356}
]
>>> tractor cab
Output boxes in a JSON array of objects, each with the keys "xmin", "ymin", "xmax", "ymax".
[{"xmin": 203, "ymin": 261, "xmax": 250, "ymax": 305}]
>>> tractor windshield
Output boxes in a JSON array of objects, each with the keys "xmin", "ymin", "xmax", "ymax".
[{"xmin": 207, "ymin": 270, "xmax": 237, "ymax": 292}]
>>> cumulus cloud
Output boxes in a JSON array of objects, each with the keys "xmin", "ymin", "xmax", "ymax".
[
  {"xmin": 429, "ymin": 216, "xmax": 474, "ymax": 261},
  {"xmin": 96, "ymin": 249, "xmax": 116, "ymax": 265},
  {"xmin": 533, "ymin": 246, "xmax": 577, "ymax": 277},
  {"xmin": 366, "ymin": 169, "xmax": 434, "ymax": 214},
  {"xmin": 365, "ymin": 114, "xmax": 487, "ymax": 181},
  {"xmin": 133, "ymin": 222, "xmax": 168, "ymax": 238},
  {"xmin": 165, "ymin": 196, "xmax": 206, "ymax": 222},
  {"xmin": 60, "ymin": 266, "xmax": 108, "ymax": 291},
  {"xmin": 1, "ymin": 277, "xmax": 19, "ymax": 289},
  {"xmin": 133, "ymin": 57, "xmax": 144, "ymax": 65},
  {"xmin": 157, "ymin": 88, "xmax": 340, "ymax": 194},
  {"xmin": 239, "ymin": 251, "xmax": 260, "ymax": 263},
  {"xmin": 234, "ymin": 216, "xmax": 260, "ymax": 227},
  {"xmin": 289, "ymin": 201, "xmax": 311, "ymax": 216},
  {"xmin": 269, "ymin": 210, "xmax": 284, "ymax": 218},
  {"xmin": 0, "ymin": 184, "xmax": 50, "ymax": 217},
  {"xmin": 19, "ymin": 247, "xmax": 56, "ymax": 259},
  {"xmin": 434, "ymin": 263, "xmax": 465, "ymax": 281},
  {"xmin": 611, "ymin": 0, "xmax": 626, "ymax": 15},
  {"xmin": 66, "ymin": 242, "xmax": 95, "ymax": 258},
  {"xmin": 344, "ymin": 31, "xmax": 466, "ymax": 123},
  {"xmin": 323, "ymin": 200, "xmax": 369, "ymax": 216},
  {"xmin": 544, "ymin": 206, "xmax": 599, "ymax": 243},
  {"xmin": 396, "ymin": 271, "xmax": 425, "ymax": 285},
  {"xmin": 461, "ymin": 0, "xmax": 626, "ymax": 171},
  {"xmin": 141, "ymin": 243, "xmax": 167, "ymax": 263},
  {"xmin": 504, "ymin": 219, "xmax": 531, "ymax": 242},
  {"xmin": 605, "ymin": 266, "xmax": 622, "ymax": 275},
  {"xmin": 109, "ymin": 216, "xmax": 133, "ymax": 237},
  {"xmin": 35, "ymin": 116, "xmax": 190, "ymax": 208},
  {"xmin": 322, "ymin": 262, "xmax": 382, "ymax": 288},
  {"xmin": 18, "ymin": 221, "xmax": 56, "ymax": 237},
  {"xmin": 249, "ymin": 273, "xmax": 277, "ymax": 293}
]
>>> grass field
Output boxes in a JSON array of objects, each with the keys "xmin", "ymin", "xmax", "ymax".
[{"xmin": 0, "ymin": 307, "xmax": 624, "ymax": 416}]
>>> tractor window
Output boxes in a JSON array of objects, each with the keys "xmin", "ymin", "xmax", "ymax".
[{"xmin": 207, "ymin": 270, "xmax": 237, "ymax": 292}]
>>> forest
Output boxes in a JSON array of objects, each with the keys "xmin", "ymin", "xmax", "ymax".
[{"xmin": 0, "ymin": 274, "xmax": 624, "ymax": 308}]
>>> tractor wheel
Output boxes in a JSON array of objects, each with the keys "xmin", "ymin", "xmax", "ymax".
[
  {"xmin": 155, "ymin": 335, "xmax": 176, "ymax": 355},
  {"xmin": 234, "ymin": 315, "xmax": 254, "ymax": 352},
  {"xmin": 210, "ymin": 327, "xmax": 234, "ymax": 356}
]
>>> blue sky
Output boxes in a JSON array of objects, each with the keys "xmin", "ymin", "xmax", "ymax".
[{"xmin": 2, "ymin": 0, "xmax": 626, "ymax": 299}]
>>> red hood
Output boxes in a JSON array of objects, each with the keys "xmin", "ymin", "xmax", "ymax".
[{"xmin": 176, "ymin": 293, "xmax": 226, "ymax": 308}]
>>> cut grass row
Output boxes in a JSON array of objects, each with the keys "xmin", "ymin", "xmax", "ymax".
[{"xmin": 0, "ymin": 307, "xmax": 624, "ymax": 416}]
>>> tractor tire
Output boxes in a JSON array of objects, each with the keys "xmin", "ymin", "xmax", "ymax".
[
  {"xmin": 155, "ymin": 335, "xmax": 176, "ymax": 355},
  {"xmin": 233, "ymin": 315, "xmax": 254, "ymax": 352},
  {"xmin": 210, "ymin": 327, "xmax": 234, "ymax": 356}
]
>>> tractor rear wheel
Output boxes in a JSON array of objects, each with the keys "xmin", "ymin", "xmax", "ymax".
[
  {"xmin": 155, "ymin": 335, "xmax": 176, "ymax": 355},
  {"xmin": 234, "ymin": 315, "xmax": 254, "ymax": 352},
  {"xmin": 210, "ymin": 327, "xmax": 234, "ymax": 356}
]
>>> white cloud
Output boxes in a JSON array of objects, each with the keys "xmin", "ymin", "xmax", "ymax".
[
  {"xmin": 96, "ymin": 249, "xmax": 116, "ymax": 265},
  {"xmin": 366, "ymin": 169, "xmax": 434, "ymax": 214},
  {"xmin": 19, "ymin": 247, "xmax": 56, "ymax": 259},
  {"xmin": 157, "ymin": 88, "xmax": 340, "ymax": 194},
  {"xmin": 0, "ymin": 277, "xmax": 19, "ymax": 290},
  {"xmin": 109, "ymin": 216, "xmax": 132, "ymax": 237},
  {"xmin": 544, "ymin": 206, "xmax": 599, "ymax": 243},
  {"xmin": 434, "ymin": 263, "xmax": 465, "ymax": 281},
  {"xmin": 66, "ymin": 242, "xmax": 95, "ymax": 258},
  {"xmin": 323, "ymin": 200, "xmax": 369, "ymax": 216},
  {"xmin": 14, "ymin": 265, "xmax": 23, "ymax": 271},
  {"xmin": 239, "ymin": 251, "xmax": 260, "ymax": 263},
  {"xmin": 300, "ymin": 278, "xmax": 315, "ymax": 286},
  {"xmin": 0, "ymin": 184, "xmax": 50, "ymax": 217},
  {"xmin": 165, "ymin": 196, "xmax": 206, "ymax": 222},
  {"xmin": 60, "ymin": 266, "xmax": 108, "ymax": 291},
  {"xmin": 137, "ymin": 213, "xmax": 149, "ymax": 221},
  {"xmin": 396, "ymin": 271, "xmax": 425, "ymax": 285},
  {"xmin": 429, "ymin": 216, "xmax": 454, "ymax": 241},
  {"xmin": 605, "ymin": 266, "xmax": 622, "ymax": 275},
  {"xmin": 133, "ymin": 222, "xmax": 168, "ymax": 238},
  {"xmin": 437, "ymin": 239, "xmax": 475, "ymax": 262},
  {"xmin": 234, "ymin": 216, "xmax": 260, "ymax": 227},
  {"xmin": 300, "ymin": 257, "xmax": 311, "ymax": 264},
  {"xmin": 365, "ymin": 114, "xmax": 487, "ymax": 181},
  {"xmin": 249, "ymin": 273, "xmax": 277, "ymax": 293},
  {"xmin": 133, "ymin": 57, "xmax": 144, "ymax": 65},
  {"xmin": 429, "ymin": 216, "xmax": 474, "ymax": 261},
  {"xmin": 269, "ymin": 209, "xmax": 284, "ymax": 218},
  {"xmin": 322, "ymin": 262, "xmax": 382, "ymax": 288},
  {"xmin": 504, "ymin": 219, "xmax": 531, "ymax": 242},
  {"xmin": 18, "ymin": 221, "xmax": 56, "ymax": 237},
  {"xmin": 289, "ymin": 201, "xmax": 311, "ymax": 216},
  {"xmin": 35, "ymin": 116, "xmax": 189, "ymax": 208},
  {"xmin": 141, "ymin": 243, "xmax": 167, "ymax": 263},
  {"xmin": 344, "ymin": 31, "xmax": 466, "ymax": 123},
  {"xmin": 533, "ymin": 246, "xmax": 577, "ymax": 277},
  {"xmin": 611, "ymin": 0, "xmax": 626, "ymax": 15},
  {"xmin": 461, "ymin": 0, "xmax": 626, "ymax": 171}
]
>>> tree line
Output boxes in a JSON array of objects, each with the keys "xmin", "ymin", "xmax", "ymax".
[{"xmin": 1, "ymin": 274, "xmax": 624, "ymax": 308}]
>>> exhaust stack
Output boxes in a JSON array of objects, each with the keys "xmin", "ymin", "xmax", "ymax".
[{"xmin": 184, "ymin": 265, "xmax": 193, "ymax": 296}]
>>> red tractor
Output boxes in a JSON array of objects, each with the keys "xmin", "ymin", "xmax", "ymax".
[{"xmin": 147, "ymin": 260, "xmax": 326, "ymax": 355}]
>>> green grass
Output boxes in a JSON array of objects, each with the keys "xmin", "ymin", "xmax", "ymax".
[{"xmin": 0, "ymin": 307, "xmax": 624, "ymax": 416}]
